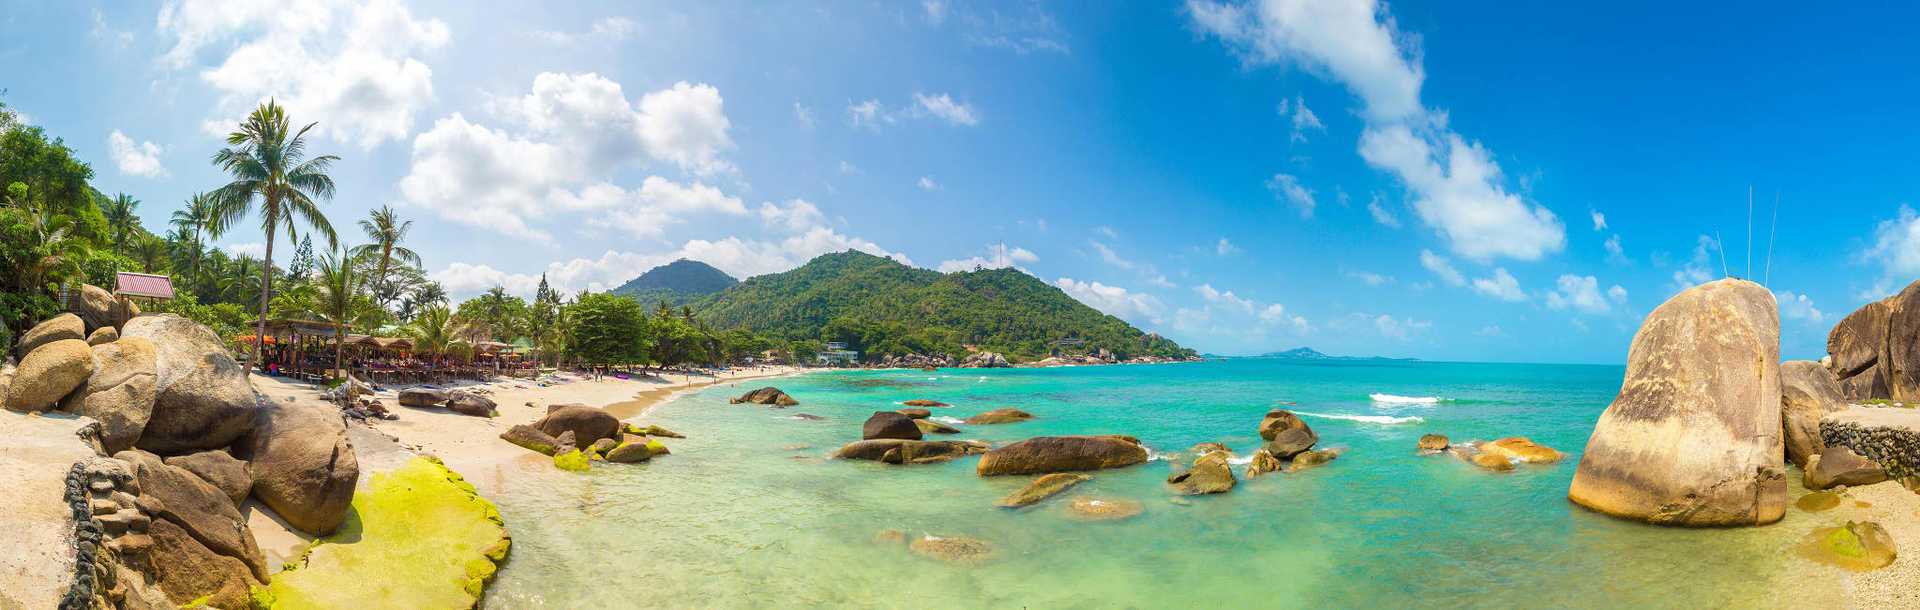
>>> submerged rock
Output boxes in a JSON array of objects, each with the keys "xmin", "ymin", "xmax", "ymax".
[
  {"xmin": 965, "ymin": 408, "xmax": 1034, "ymax": 425},
  {"xmin": 862, "ymin": 411, "xmax": 922, "ymax": 441},
  {"xmin": 997, "ymin": 473, "xmax": 1090, "ymax": 508},
  {"xmin": 1567, "ymin": 279, "xmax": 1787, "ymax": 527},
  {"xmin": 1804, "ymin": 446, "xmax": 1888, "ymax": 490},
  {"xmin": 1801, "ymin": 521, "xmax": 1897, "ymax": 571},
  {"xmin": 1794, "ymin": 491, "xmax": 1842, "ymax": 512},
  {"xmin": 1168, "ymin": 450, "xmax": 1236, "ymax": 495},
  {"xmin": 902, "ymin": 399, "xmax": 949, "ymax": 407},
  {"xmin": 909, "ymin": 534, "xmax": 995, "ymax": 565},
  {"xmin": 915, "ymin": 418, "xmax": 962, "ymax": 435},
  {"xmin": 1779, "ymin": 360, "xmax": 1845, "ymax": 467},
  {"xmin": 1189, "ymin": 442, "xmax": 1231, "ymax": 456},
  {"xmin": 834, "ymin": 439, "xmax": 990, "ymax": 464},
  {"xmin": 1287, "ymin": 448, "xmax": 1341, "ymax": 472},
  {"xmin": 1417, "ymin": 434, "xmax": 1450, "ymax": 453},
  {"xmin": 730, "ymin": 386, "xmax": 798, "ymax": 406},
  {"xmin": 1067, "ymin": 496, "xmax": 1143, "ymax": 521},
  {"xmin": 976, "ymin": 435, "xmax": 1147, "ymax": 476},
  {"xmin": 1479, "ymin": 437, "xmax": 1561, "ymax": 464},
  {"xmin": 897, "ymin": 407, "xmax": 932, "ymax": 419}
]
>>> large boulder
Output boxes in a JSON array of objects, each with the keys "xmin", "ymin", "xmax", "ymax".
[
  {"xmin": 1417, "ymin": 434, "xmax": 1450, "ymax": 454},
  {"xmin": 500, "ymin": 424, "xmax": 563, "ymax": 456},
  {"xmin": 74, "ymin": 284, "xmax": 138, "ymax": 332},
  {"xmin": 61, "ymin": 337, "xmax": 157, "ymax": 453},
  {"xmin": 1168, "ymin": 450, "xmax": 1236, "ymax": 494},
  {"xmin": 239, "ymin": 399, "xmax": 358, "ymax": 536},
  {"xmin": 960, "ymin": 352, "xmax": 1011, "ymax": 368},
  {"xmin": 1259, "ymin": 409, "xmax": 1317, "ymax": 458},
  {"xmin": 1780, "ymin": 360, "xmax": 1845, "ymax": 468},
  {"xmin": 534, "ymin": 404, "xmax": 623, "ymax": 446},
  {"xmin": 164, "ymin": 450, "xmax": 252, "ymax": 506},
  {"xmin": 1479, "ymin": 437, "xmax": 1561, "ymax": 464},
  {"xmin": 833, "ymin": 439, "xmax": 989, "ymax": 464},
  {"xmin": 86, "ymin": 326, "xmax": 118, "ymax": 346},
  {"xmin": 397, "ymin": 387, "xmax": 451, "ymax": 407},
  {"xmin": 4, "ymin": 338, "xmax": 93, "ymax": 413},
  {"xmin": 997, "ymin": 473, "xmax": 1091, "ymax": 508},
  {"xmin": 1567, "ymin": 279, "xmax": 1787, "ymax": 527},
  {"xmin": 730, "ymin": 387, "xmax": 798, "ymax": 406},
  {"xmin": 16, "ymin": 313, "xmax": 83, "ymax": 356},
  {"xmin": 1885, "ymin": 281, "xmax": 1920, "ymax": 402},
  {"xmin": 445, "ymin": 390, "xmax": 497, "ymax": 417},
  {"xmin": 114, "ymin": 449, "xmax": 268, "ymax": 581},
  {"xmin": 862, "ymin": 411, "xmax": 922, "ymax": 440},
  {"xmin": 1827, "ymin": 297, "xmax": 1891, "ymax": 397},
  {"xmin": 976, "ymin": 435, "xmax": 1148, "ymax": 476},
  {"xmin": 964, "ymin": 408, "xmax": 1034, "ymax": 425},
  {"xmin": 121, "ymin": 314, "xmax": 262, "ymax": 454},
  {"xmin": 1803, "ymin": 446, "xmax": 1889, "ymax": 490},
  {"xmin": 145, "ymin": 519, "xmax": 262, "ymax": 609}
]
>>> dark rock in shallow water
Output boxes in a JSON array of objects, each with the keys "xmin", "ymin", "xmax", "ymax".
[
  {"xmin": 501, "ymin": 424, "xmax": 562, "ymax": 456},
  {"xmin": 909, "ymin": 534, "xmax": 995, "ymax": 564},
  {"xmin": 1286, "ymin": 448, "xmax": 1341, "ymax": 473},
  {"xmin": 964, "ymin": 408, "xmax": 1033, "ymax": 425},
  {"xmin": 1168, "ymin": 450, "xmax": 1235, "ymax": 495},
  {"xmin": 1259, "ymin": 410, "xmax": 1316, "ymax": 458},
  {"xmin": 1417, "ymin": 434, "xmax": 1449, "ymax": 453},
  {"xmin": 1244, "ymin": 449, "xmax": 1284, "ymax": 478},
  {"xmin": 863, "ymin": 411, "xmax": 922, "ymax": 440},
  {"xmin": 896, "ymin": 407, "xmax": 932, "ymax": 419},
  {"xmin": 975, "ymin": 435, "xmax": 1146, "ymax": 476},
  {"xmin": 902, "ymin": 399, "xmax": 949, "ymax": 407},
  {"xmin": 915, "ymin": 419, "xmax": 961, "ymax": 435},
  {"xmin": 834, "ymin": 439, "xmax": 988, "ymax": 464},
  {"xmin": 997, "ymin": 473, "xmax": 1090, "ymax": 508},
  {"xmin": 730, "ymin": 386, "xmax": 798, "ymax": 406}
]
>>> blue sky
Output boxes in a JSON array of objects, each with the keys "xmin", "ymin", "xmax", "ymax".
[{"xmin": 7, "ymin": 0, "xmax": 1920, "ymax": 363}]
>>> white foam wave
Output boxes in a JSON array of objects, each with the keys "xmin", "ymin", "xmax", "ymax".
[
  {"xmin": 1369, "ymin": 393, "xmax": 1442, "ymax": 404},
  {"xmin": 931, "ymin": 416, "xmax": 966, "ymax": 425},
  {"xmin": 1295, "ymin": 411, "xmax": 1424, "ymax": 425},
  {"xmin": 1145, "ymin": 447, "xmax": 1171, "ymax": 462},
  {"xmin": 1224, "ymin": 454, "xmax": 1253, "ymax": 465}
]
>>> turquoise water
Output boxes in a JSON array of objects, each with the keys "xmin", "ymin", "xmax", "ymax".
[{"xmin": 482, "ymin": 359, "xmax": 1836, "ymax": 608}]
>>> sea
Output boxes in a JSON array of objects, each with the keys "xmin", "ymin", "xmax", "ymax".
[{"xmin": 480, "ymin": 358, "xmax": 1841, "ymax": 608}]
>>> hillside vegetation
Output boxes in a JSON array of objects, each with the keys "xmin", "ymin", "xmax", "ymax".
[{"xmin": 609, "ymin": 258, "xmax": 738, "ymax": 306}]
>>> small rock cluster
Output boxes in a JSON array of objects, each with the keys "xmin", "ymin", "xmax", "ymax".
[
  {"xmin": 397, "ymin": 387, "xmax": 497, "ymax": 417},
  {"xmin": 499, "ymin": 404, "xmax": 677, "ymax": 471},
  {"xmin": 958, "ymin": 351, "xmax": 1010, "ymax": 368},
  {"xmin": 1820, "ymin": 420, "xmax": 1918, "ymax": 480}
]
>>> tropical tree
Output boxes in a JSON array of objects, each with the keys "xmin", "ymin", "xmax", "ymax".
[
  {"xmin": 103, "ymin": 192, "xmax": 139, "ymax": 252},
  {"xmin": 351, "ymin": 204, "xmax": 421, "ymax": 308},
  {"xmin": 570, "ymin": 292, "xmax": 649, "ymax": 366},
  {"xmin": 3, "ymin": 181, "xmax": 87, "ymax": 292},
  {"xmin": 168, "ymin": 192, "xmax": 213, "ymax": 284},
  {"xmin": 130, "ymin": 233, "xmax": 167, "ymax": 273},
  {"xmin": 207, "ymin": 100, "xmax": 340, "ymax": 372},
  {"xmin": 313, "ymin": 247, "xmax": 363, "ymax": 377},
  {"xmin": 406, "ymin": 305, "xmax": 463, "ymax": 364}
]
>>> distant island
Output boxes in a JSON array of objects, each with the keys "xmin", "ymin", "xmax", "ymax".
[{"xmin": 1250, "ymin": 347, "xmax": 1418, "ymax": 361}]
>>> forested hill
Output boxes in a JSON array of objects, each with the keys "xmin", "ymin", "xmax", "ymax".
[
  {"xmin": 692, "ymin": 250, "xmax": 1195, "ymax": 361},
  {"xmin": 610, "ymin": 259, "xmax": 738, "ymax": 306}
]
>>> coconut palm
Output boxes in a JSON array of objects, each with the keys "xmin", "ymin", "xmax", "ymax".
[
  {"xmin": 103, "ymin": 193, "xmax": 140, "ymax": 252},
  {"xmin": 406, "ymin": 305, "xmax": 463, "ymax": 364},
  {"xmin": 130, "ymin": 234, "xmax": 168, "ymax": 273},
  {"xmin": 207, "ymin": 100, "xmax": 340, "ymax": 372},
  {"xmin": 314, "ymin": 247, "xmax": 363, "ymax": 377},
  {"xmin": 169, "ymin": 192, "xmax": 213, "ymax": 284},
  {"xmin": 3, "ymin": 181, "xmax": 87, "ymax": 293},
  {"xmin": 350, "ymin": 205, "xmax": 421, "ymax": 308}
]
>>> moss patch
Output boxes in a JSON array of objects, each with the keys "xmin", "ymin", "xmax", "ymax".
[
  {"xmin": 263, "ymin": 457, "xmax": 511, "ymax": 609},
  {"xmin": 553, "ymin": 449, "xmax": 592, "ymax": 472}
]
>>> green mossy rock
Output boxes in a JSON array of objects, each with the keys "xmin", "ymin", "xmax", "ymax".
[
  {"xmin": 263, "ymin": 457, "xmax": 512, "ymax": 609},
  {"xmin": 553, "ymin": 450, "xmax": 592, "ymax": 472}
]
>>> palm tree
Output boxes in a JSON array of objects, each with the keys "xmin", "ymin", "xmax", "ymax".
[
  {"xmin": 169, "ymin": 193, "xmax": 213, "ymax": 284},
  {"xmin": 3, "ymin": 182, "xmax": 88, "ymax": 294},
  {"xmin": 406, "ymin": 305, "xmax": 463, "ymax": 365},
  {"xmin": 103, "ymin": 193, "xmax": 140, "ymax": 252},
  {"xmin": 314, "ymin": 247, "xmax": 362, "ymax": 378},
  {"xmin": 130, "ymin": 234, "xmax": 168, "ymax": 273},
  {"xmin": 351, "ymin": 205, "xmax": 421, "ymax": 308},
  {"xmin": 207, "ymin": 100, "xmax": 341, "ymax": 372}
]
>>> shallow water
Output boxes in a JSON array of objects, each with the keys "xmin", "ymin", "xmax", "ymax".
[{"xmin": 483, "ymin": 359, "xmax": 1839, "ymax": 608}]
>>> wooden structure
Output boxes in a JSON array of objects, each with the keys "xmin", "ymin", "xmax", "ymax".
[{"xmin": 248, "ymin": 319, "xmax": 348, "ymax": 383}]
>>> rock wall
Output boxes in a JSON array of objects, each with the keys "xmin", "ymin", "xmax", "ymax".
[{"xmin": 1821, "ymin": 419, "xmax": 1920, "ymax": 480}]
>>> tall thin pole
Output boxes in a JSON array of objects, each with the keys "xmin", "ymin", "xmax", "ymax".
[
  {"xmin": 1716, "ymin": 231, "xmax": 1730, "ymax": 279},
  {"xmin": 1764, "ymin": 191, "xmax": 1780, "ymax": 287}
]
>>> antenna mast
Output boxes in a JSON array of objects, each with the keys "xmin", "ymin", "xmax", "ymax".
[{"xmin": 1764, "ymin": 191, "xmax": 1780, "ymax": 287}]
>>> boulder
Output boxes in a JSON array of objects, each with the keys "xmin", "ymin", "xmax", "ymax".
[
  {"xmin": 534, "ymin": 404, "xmax": 623, "ymax": 446},
  {"xmin": 1259, "ymin": 410, "xmax": 1317, "ymax": 458},
  {"xmin": 115, "ymin": 450, "xmax": 267, "ymax": 580},
  {"xmin": 1886, "ymin": 281, "xmax": 1920, "ymax": 401},
  {"xmin": 996, "ymin": 473, "xmax": 1090, "ymax": 508},
  {"xmin": 445, "ymin": 390, "xmax": 497, "ymax": 417},
  {"xmin": 960, "ymin": 351, "xmax": 1011, "ymax": 368},
  {"xmin": 1066, "ymin": 496, "xmax": 1143, "ymax": 520},
  {"xmin": 74, "ymin": 284, "xmax": 138, "ymax": 332},
  {"xmin": 145, "ymin": 518, "xmax": 262, "ymax": 610},
  {"xmin": 588, "ymin": 437, "xmax": 619, "ymax": 458},
  {"xmin": 902, "ymin": 399, "xmax": 949, "ymax": 407},
  {"xmin": 833, "ymin": 439, "xmax": 989, "ymax": 464},
  {"xmin": 61, "ymin": 337, "xmax": 157, "ymax": 453},
  {"xmin": 4, "ymin": 338, "xmax": 93, "ymax": 413},
  {"xmin": 1417, "ymin": 434, "xmax": 1450, "ymax": 453},
  {"xmin": 897, "ymin": 407, "xmax": 932, "ymax": 419},
  {"xmin": 1189, "ymin": 442, "xmax": 1231, "ymax": 456},
  {"xmin": 909, "ymin": 534, "xmax": 995, "ymax": 565},
  {"xmin": 121, "ymin": 314, "xmax": 262, "ymax": 454},
  {"xmin": 501, "ymin": 424, "xmax": 563, "ymax": 456},
  {"xmin": 397, "ymin": 387, "xmax": 451, "ymax": 407},
  {"xmin": 1803, "ymin": 521, "xmax": 1897, "ymax": 571},
  {"xmin": 863, "ymin": 411, "xmax": 923, "ymax": 440},
  {"xmin": 1245, "ymin": 449, "xmax": 1284, "ymax": 477},
  {"xmin": 606, "ymin": 438, "xmax": 657, "ymax": 463},
  {"xmin": 915, "ymin": 418, "xmax": 962, "ymax": 435},
  {"xmin": 16, "ymin": 313, "xmax": 83, "ymax": 356},
  {"xmin": 977, "ymin": 435, "xmax": 1147, "ymax": 476},
  {"xmin": 1567, "ymin": 279, "xmax": 1787, "ymax": 527},
  {"xmin": 86, "ymin": 325, "xmax": 119, "ymax": 346},
  {"xmin": 1804, "ymin": 446, "xmax": 1889, "ymax": 490},
  {"xmin": 1456, "ymin": 447, "xmax": 1516, "ymax": 472},
  {"xmin": 624, "ymin": 423, "xmax": 684, "ymax": 438},
  {"xmin": 1480, "ymin": 437, "xmax": 1561, "ymax": 464},
  {"xmin": 239, "ymin": 399, "xmax": 358, "ymax": 536},
  {"xmin": 553, "ymin": 449, "xmax": 591, "ymax": 472},
  {"xmin": 730, "ymin": 387, "xmax": 798, "ymax": 406},
  {"xmin": 1827, "ymin": 297, "xmax": 1891, "ymax": 397},
  {"xmin": 964, "ymin": 408, "xmax": 1034, "ymax": 425},
  {"xmin": 1168, "ymin": 450, "xmax": 1236, "ymax": 495},
  {"xmin": 1287, "ymin": 448, "xmax": 1341, "ymax": 472},
  {"xmin": 1780, "ymin": 360, "xmax": 1845, "ymax": 467},
  {"xmin": 164, "ymin": 450, "xmax": 252, "ymax": 505}
]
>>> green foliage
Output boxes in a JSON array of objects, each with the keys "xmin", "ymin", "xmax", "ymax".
[
  {"xmin": 694, "ymin": 251, "xmax": 1195, "ymax": 361},
  {"xmin": 456, "ymin": 287, "xmax": 528, "ymax": 343},
  {"xmin": 145, "ymin": 292, "xmax": 252, "ymax": 340},
  {"xmin": 568, "ymin": 292, "xmax": 650, "ymax": 364}
]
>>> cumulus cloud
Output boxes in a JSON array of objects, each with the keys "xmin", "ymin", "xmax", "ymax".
[
  {"xmin": 1332, "ymin": 312, "xmax": 1430, "ymax": 340},
  {"xmin": 1419, "ymin": 249, "xmax": 1465, "ymax": 287},
  {"xmin": 1590, "ymin": 209, "xmax": 1607, "ymax": 231},
  {"xmin": 913, "ymin": 93, "xmax": 979, "ymax": 126},
  {"xmin": 1471, "ymin": 268, "xmax": 1526, "ymax": 302},
  {"xmin": 1604, "ymin": 234, "xmax": 1629, "ymax": 265},
  {"xmin": 1189, "ymin": 0, "xmax": 1564, "ymax": 262},
  {"xmin": 1776, "ymin": 291, "xmax": 1824, "ymax": 323},
  {"xmin": 1346, "ymin": 270, "xmax": 1392, "ymax": 286},
  {"xmin": 1216, "ymin": 238, "xmax": 1240, "ymax": 255},
  {"xmin": 1266, "ymin": 173, "xmax": 1316, "ymax": 218},
  {"xmin": 1195, "ymin": 283, "xmax": 1257, "ymax": 314},
  {"xmin": 1859, "ymin": 205, "xmax": 1920, "ymax": 297},
  {"xmin": 529, "ymin": 16, "xmax": 638, "ymax": 45},
  {"xmin": 107, "ymin": 130, "xmax": 166, "ymax": 177},
  {"xmin": 1054, "ymin": 277, "xmax": 1163, "ymax": 322},
  {"xmin": 757, "ymin": 199, "xmax": 827, "ymax": 233},
  {"xmin": 1670, "ymin": 235, "xmax": 1722, "ymax": 293},
  {"xmin": 1544, "ymin": 274, "xmax": 1615, "ymax": 314},
  {"xmin": 160, "ymin": 0, "xmax": 450, "ymax": 149},
  {"xmin": 847, "ymin": 99, "xmax": 888, "ymax": 129},
  {"xmin": 1275, "ymin": 95, "xmax": 1325, "ymax": 143},
  {"xmin": 938, "ymin": 243, "xmax": 1038, "ymax": 273}
]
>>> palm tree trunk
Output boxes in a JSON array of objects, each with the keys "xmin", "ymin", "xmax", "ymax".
[
  {"xmin": 253, "ymin": 228, "xmax": 276, "ymax": 374},
  {"xmin": 335, "ymin": 335, "xmax": 345, "ymax": 383}
]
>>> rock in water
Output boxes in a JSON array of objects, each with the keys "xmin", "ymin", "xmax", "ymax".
[
  {"xmin": 605, "ymin": 438, "xmax": 657, "ymax": 463},
  {"xmin": 240, "ymin": 399, "xmax": 358, "ymax": 536},
  {"xmin": 1802, "ymin": 521, "xmax": 1898, "ymax": 571},
  {"xmin": 61, "ymin": 337, "xmax": 157, "ymax": 453},
  {"xmin": 1779, "ymin": 360, "xmax": 1844, "ymax": 467},
  {"xmin": 1567, "ymin": 279, "xmax": 1787, "ymax": 527},
  {"xmin": 16, "ymin": 313, "xmax": 83, "ymax": 356},
  {"xmin": 1168, "ymin": 450, "xmax": 1236, "ymax": 494},
  {"xmin": 909, "ymin": 534, "xmax": 995, "ymax": 564},
  {"xmin": 500, "ymin": 424, "xmax": 563, "ymax": 456},
  {"xmin": 1417, "ymin": 434, "xmax": 1450, "ymax": 453},
  {"xmin": 902, "ymin": 399, "xmax": 949, "ymax": 407},
  {"xmin": 1804, "ymin": 446, "xmax": 1889, "ymax": 490},
  {"xmin": 976, "ymin": 435, "xmax": 1148, "ymax": 476},
  {"xmin": 1244, "ymin": 449, "xmax": 1284, "ymax": 477},
  {"xmin": 534, "ymin": 404, "xmax": 622, "ymax": 446},
  {"xmin": 833, "ymin": 439, "xmax": 989, "ymax": 464},
  {"xmin": 915, "ymin": 419, "xmax": 962, "ymax": 435},
  {"xmin": 1479, "ymin": 437, "xmax": 1561, "ymax": 464},
  {"xmin": 729, "ymin": 387, "xmax": 798, "ymax": 406},
  {"xmin": 896, "ymin": 407, "xmax": 932, "ymax": 419},
  {"xmin": 1258, "ymin": 409, "xmax": 1317, "ymax": 458},
  {"xmin": 964, "ymin": 408, "xmax": 1034, "ymax": 424},
  {"xmin": 4, "ymin": 338, "xmax": 93, "ymax": 413},
  {"xmin": 1827, "ymin": 298, "xmax": 1892, "ymax": 400},
  {"xmin": 862, "ymin": 411, "xmax": 923, "ymax": 440},
  {"xmin": 397, "ymin": 388, "xmax": 451, "ymax": 407},
  {"xmin": 122, "ymin": 314, "xmax": 262, "ymax": 454},
  {"xmin": 1066, "ymin": 496, "xmax": 1144, "ymax": 520},
  {"xmin": 997, "ymin": 473, "xmax": 1091, "ymax": 508}
]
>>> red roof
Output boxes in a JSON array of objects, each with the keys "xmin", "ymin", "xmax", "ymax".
[{"xmin": 115, "ymin": 272, "xmax": 175, "ymax": 299}]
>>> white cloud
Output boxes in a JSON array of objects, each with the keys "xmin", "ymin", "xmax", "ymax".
[
  {"xmin": 1176, "ymin": 283, "xmax": 1309, "ymax": 336},
  {"xmin": 1471, "ymin": 268, "xmax": 1526, "ymax": 302},
  {"xmin": 913, "ymin": 93, "xmax": 979, "ymax": 126},
  {"xmin": 1216, "ymin": 238, "xmax": 1240, "ymax": 255},
  {"xmin": 1054, "ymin": 277, "xmax": 1163, "ymax": 322},
  {"xmin": 548, "ymin": 177, "xmax": 749, "ymax": 239},
  {"xmin": 958, "ymin": 3, "xmax": 1071, "ymax": 54},
  {"xmin": 1860, "ymin": 205, "xmax": 1920, "ymax": 297},
  {"xmin": 1590, "ymin": 209, "xmax": 1608, "ymax": 231},
  {"xmin": 91, "ymin": 8, "xmax": 134, "ymax": 46},
  {"xmin": 837, "ymin": 160, "xmax": 859, "ymax": 174},
  {"xmin": 529, "ymin": 16, "xmax": 638, "ymax": 44},
  {"xmin": 923, "ymin": 1, "xmax": 948, "ymax": 25},
  {"xmin": 1090, "ymin": 240, "xmax": 1135, "ymax": 271},
  {"xmin": 757, "ymin": 199, "xmax": 828, "ymax": 233},
  {"xmin": 1335, "ymin": 312, "xmax": 1430, "ymax": 341},
  {"xmin": 1190, "ymin": 0, "xmax": 1565, "ymax": 262},
  {"xmin": 1544, "ymin": 274, "xmax": 1610, "ymax": 314},
  {"xmin": 161, "ymin": 0, "xmax": 450, "ymax": 149},
  {"xmin": 1776, "ymin": 291, "xmax": 1824, "ymax": 323},
  {"xmin": 220, "ymin": 242, "xmax": 266, "ymax": 258},
  {"xmin": 1195, "ymin": 283, "xmax": 1257, "ymax": 314},
  {"xmin": 1276, "ymin": 95, "xmax": 1325, "ymax": 143},
  {"xmin": 1607, "ymin": 284, "xmax": 1628, "ymax": 304},
  {"xmin": 1095, "ymin": 225, "xmax": 1120, "ymax": 239},
  {"xmin": 793, "ymin": 102, "xmax": 815, "ymax": 128},
  {"xmin": 938, "ymin": 243, "xmax": 1038, "ymax": 273},
  {"xmin": 1366, "ymin": 194, "xmax": 1400, "ymax": 228},
  {"xmin": 917, "ymin": 176, "xmax": 941, "ymax": 191},
  {"xmin": 847, "ymin": 99, "xmax": 888, "ymax": 129},
  {"xmin": 633, "ymin": 81, "xmax": 737, "ymax": 176},
  {"xmin": 1419, "ymin": 249, "xmax": 1465, "ymax": 286},
  {"xmin": 107, "ymin": 130, "xmax": 167, "ymax": 178},
  {"xmin": 1345, "ymin": 270, "xmax": 1392, "ymax": 286},
  {"xmin": 1670, "ymin": 235, "xmax": 1721, "ymax": 292},
  {"xmin": 1604, "ymin": 234, "xmax": 1629, "ymax": 265},
  {"xmin": 1265, "ymin": 173, "xmax": 1316, "ymax": 218}
]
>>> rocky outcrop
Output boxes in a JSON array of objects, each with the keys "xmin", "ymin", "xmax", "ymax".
[
  {"xmin": 533, "ymin": 404, "xmax": 622, "ymax": 447},
  {"xmin": 1168, "ymin": 450, "xmax": 1235, "ymax": 494},
  {"xmin": 17, "ymin": 313, "xmax": 83, "ymax": 356},
  {"xmin": 445, "ymin": 390, "xmax": 496, "ymax": 417},
  {"xmin": 1259, "ymin": 409, "xmax": 1317, "ymax": 458},
  {"xmin": 964, "ymin": 408, "xmax": 1034, "ymax": 425},
  {"xmin": 1803, "ymin": 446, "xmax": 1888, "ymax": 490},
  {"xmin": 1245, "ymin": 449, "xmax": 1284, "ymax": 477},
  {"xmin": 1287, "ymin": 448, "xmax": 1341, "ymax": 472},
  {"xmin": 86, "ymin": 326, "xmax": 118, "ymax": 346},
  {"xmin": 122, "ymin": 314, "xmax": 262, "ymax": 454},
  {"xmin": 1418, "ymin": 434, "xmax": 1449, "ymax": 453},
  {"xmin": 862, "ymin": 411, "xmax": 922, "ymax": 440},
  {"xmin": 74, "ymin": 284, "xmax": 138, "ymax": 333},
  {"xmin": 729, "ymin": 387, "xmax": 798, "ymax": 406},
  {"xmin": 397, "ymin": 387, "xmax": 451, "ymax": 407},
  {"xmin": 114, "ymin": 450, "xmax": 267, "ymax": 582},
  {"xmin": 1568, "ymin": 279, "xmax": 1787, "ymax": 527},
  {"xmin": 62, "ymin": 337, "xmax": 157, "ymax": 454},
  {"xmin": 500, "ymin": 424, "xmax": 563, "ymax": 456},
  {"xmin": 240, "ymin": 399, "xmax": 358, "ymax": 536},
  {"xmin": 997, "ymin": 473, "xmax": 1090, "ymax": 508},
  {"xmin": 5, "ymin": 338, "xmax": 93, "ymax": 413},
  {"xmin": 833, "ymin": 439, "xmax": 990, "ymax": 464},
  {"xmin": 959, "ymin": 351, "xmax": 1011, "ymax": 368},
  {"xmin": 1886, "ymin": 281, "xmax": 1920, "ymax": 402},
  {"xmin": 1780, "ymin": 360, "xmax": 1845, "ymax": 467},
  {"xmin": 1480, "ymin": 437, "xmax": 1561, "ymax": 464},
  {"xmin": 1827, "ymin": 298, "xmax": 1892, "ymax": 399},
  {"xmin": 976, "ymin": 435, "xmax": 1147, "ymax": 476},
  {"xmin": 164, "ymin": 451, "xmax": 251, "ymax": 506}
]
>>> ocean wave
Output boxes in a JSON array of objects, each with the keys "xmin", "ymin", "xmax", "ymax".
[
  {"xmin": 1369, "ymin": 393, "xmax": 1443, "ymax": 404},
  {"xmin": 931, "ymin": 416, "xmax": 966, "ymax": 425},
  {"xmin": 1225, "ymin": 454, "xmax": 1254, "ymax": 465},
  {"xmin": 1295, "ymin": 411, "xmax": 1424, "ymax": 425}
]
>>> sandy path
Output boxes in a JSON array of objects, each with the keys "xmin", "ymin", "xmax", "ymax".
[{"xmin": 0, "ymin": 412, "xmax": 98, "ymax": 609}]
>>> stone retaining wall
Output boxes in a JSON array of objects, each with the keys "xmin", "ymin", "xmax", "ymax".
[{"xmin": 1822, "ymin": 419, "xmax": 1920, "ymax": 480}]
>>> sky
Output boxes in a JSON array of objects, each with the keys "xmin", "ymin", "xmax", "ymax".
[{"xmin": 7, "ymin": 0, "xmax": 1920, "ymax": 364}]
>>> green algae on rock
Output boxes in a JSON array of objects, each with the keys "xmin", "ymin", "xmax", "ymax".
[
  {"xmin": 553, "ymin": 449, "xmax": 592, "ymax": 472},
  {"xmin": 260, "ymin": 457, "xmax": 511, "ymax": 609}
]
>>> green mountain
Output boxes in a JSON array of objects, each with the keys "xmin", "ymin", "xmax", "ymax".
[
  {"xmin": 692, "ymin": 250, "xmax": 1194, "ymax": 361},
  {"xmin": 1257, "ymin": 347, "xmax": 1418, "ymax": 361},
  {"xmin": 610, "ymin": 259, "xmax": 738, "ymax": 306}
]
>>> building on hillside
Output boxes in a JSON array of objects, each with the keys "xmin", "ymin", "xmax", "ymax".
[{"xmin": 817, "ymin": 342, "xmax": 860, "ymax": 366}]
